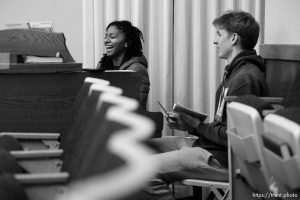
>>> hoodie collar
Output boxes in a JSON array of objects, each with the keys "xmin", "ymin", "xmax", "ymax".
[
  {"xmin": 119, "ymin": 55, "xmax": 148, "ymax": 70},
  {"xmin": 225, "ymin": 49, "xmax": 265, "ymax": 78}
]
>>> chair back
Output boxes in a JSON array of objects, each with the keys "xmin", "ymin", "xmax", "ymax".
[
  {"xmin": 71, "ymin": 77, "xmax": 109, "ymax": 116},
  {"xmin": 73, "ymin": 93, "xmax": 139, "ymax": 180},
  {"xmin": 263, "ymin": 113, "xmax": 300, "ymax": 190},
  {"xmin": 61, "ymin": 77, "xmax": 110, "ymax": 148},
  {"xmin": 58, "ymin": 107, "xmax": 156, "ymax": 200},
  {"xmin": 227, "ymin": 102, "xmax": 270, "ymax": 192},
  {"xmin": 62, "ymin": 84, "xmax": 122, "ymax": 172}
]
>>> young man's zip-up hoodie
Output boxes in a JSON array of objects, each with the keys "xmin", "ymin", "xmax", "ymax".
[{"xmin": 191, "ymin": 49, "xmax": 269, "ymax": 167}]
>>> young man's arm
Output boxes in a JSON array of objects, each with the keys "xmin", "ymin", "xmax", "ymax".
[
  {"xmin": 190, "ymin": 122, "xmax": 228, "ymax": 147},
  {"xmin": 190, "ymin": 77, "xmax": 266, "ymax": 147}
]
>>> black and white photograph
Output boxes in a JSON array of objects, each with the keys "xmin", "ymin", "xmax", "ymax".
[{"xmin": 0, "ymin": 0, "xmax": 300, "ymax": 199}]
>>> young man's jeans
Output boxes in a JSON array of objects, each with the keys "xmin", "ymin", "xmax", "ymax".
[{"xmin": 142, "ymin": 136, "xmax": 228, "ymax": 200}]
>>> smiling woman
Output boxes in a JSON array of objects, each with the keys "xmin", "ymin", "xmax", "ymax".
[{"xmin": 96, "ymin": 21, "xmax": 150, "ymax": 108}]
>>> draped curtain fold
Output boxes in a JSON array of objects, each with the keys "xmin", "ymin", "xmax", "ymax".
[{"xmin": 83, "ymin": 0, "xmax": 265, "ymax": 136}]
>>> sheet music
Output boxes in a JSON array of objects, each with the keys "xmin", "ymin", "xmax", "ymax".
[
  {"xmin": 5, "ymin": 22, "xmax": 29, "ymax": 29},
  {"xmin": 28, "ymin": 21, "xmax": 53, "ymax": 32},
  {"xmin": 5, "ymin": 21, "xmax": 53, "ymax": 32}
]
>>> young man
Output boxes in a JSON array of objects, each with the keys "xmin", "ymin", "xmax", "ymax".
[{"xmin": 142, "ymin": 10, "xmax": 269, "ymax": 200}]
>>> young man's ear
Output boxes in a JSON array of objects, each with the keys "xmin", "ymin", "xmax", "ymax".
[{"xmin": 231, "ymin": 33, "xmax": 239, "ymax": 46}]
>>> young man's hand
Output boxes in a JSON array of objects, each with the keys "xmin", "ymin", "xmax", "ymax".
[{"xmin": 167, "ymin": 112, "xmax": 201, "ymax": 132}]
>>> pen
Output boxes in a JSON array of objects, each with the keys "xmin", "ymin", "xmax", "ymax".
[{"xmin": 157, "ymin": 101, "xmax": 169, "ymax": 118}]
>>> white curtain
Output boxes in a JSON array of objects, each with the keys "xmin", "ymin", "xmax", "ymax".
[{"xmin": 82, "ymin": 0, "xmax": 265, "ymax": 136}]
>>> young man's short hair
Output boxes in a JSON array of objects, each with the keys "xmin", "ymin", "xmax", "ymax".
[{"xmin": 213, "ymin": 10, "xmax": 260, "ymax": 50}]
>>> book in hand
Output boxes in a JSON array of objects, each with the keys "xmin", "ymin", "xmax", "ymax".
[
  {"xmin": 23, "ymin": 55, "xmax": 63, "ymax": 63},
  {"xmin": 173, "ymin": 103, "xmax": 207, "ymax": 121}
]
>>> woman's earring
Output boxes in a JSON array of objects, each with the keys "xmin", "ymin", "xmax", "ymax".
[{"xmin": 125, "ymin": 43, "xmax": 128, "ymax": 48}]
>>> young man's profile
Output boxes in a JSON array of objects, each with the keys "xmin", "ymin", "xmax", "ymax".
[{"xmin": 141, "ymin": 10, "xmax": 269, "ymax": 200}]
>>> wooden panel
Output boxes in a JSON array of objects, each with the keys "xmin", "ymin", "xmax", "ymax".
[
  {"xmin": 260, "ymin": 44, "xmax": 300, "ymax": 61},
  {"xmin": 265, "ymin": 60, "xmax": 300, "ymax": 98},
  {"xmin": 0, "ymin": 71, "xmax": 142, "ymax": 133},
  {"xmin": 260, "ymin": 44, "xmax": 300, "ymax": 98},
  {"xmin": 0, "ymin": 63, "xmax": 82, "ymax": 73}
]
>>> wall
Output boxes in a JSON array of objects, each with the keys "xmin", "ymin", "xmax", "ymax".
[
  {"xmin": 0, "ymin": 0, "xmax": 83, "ymax": 63},
  {"xmin": 265, "ymin": 0, "xmax": 300, "ymax": 44}
]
